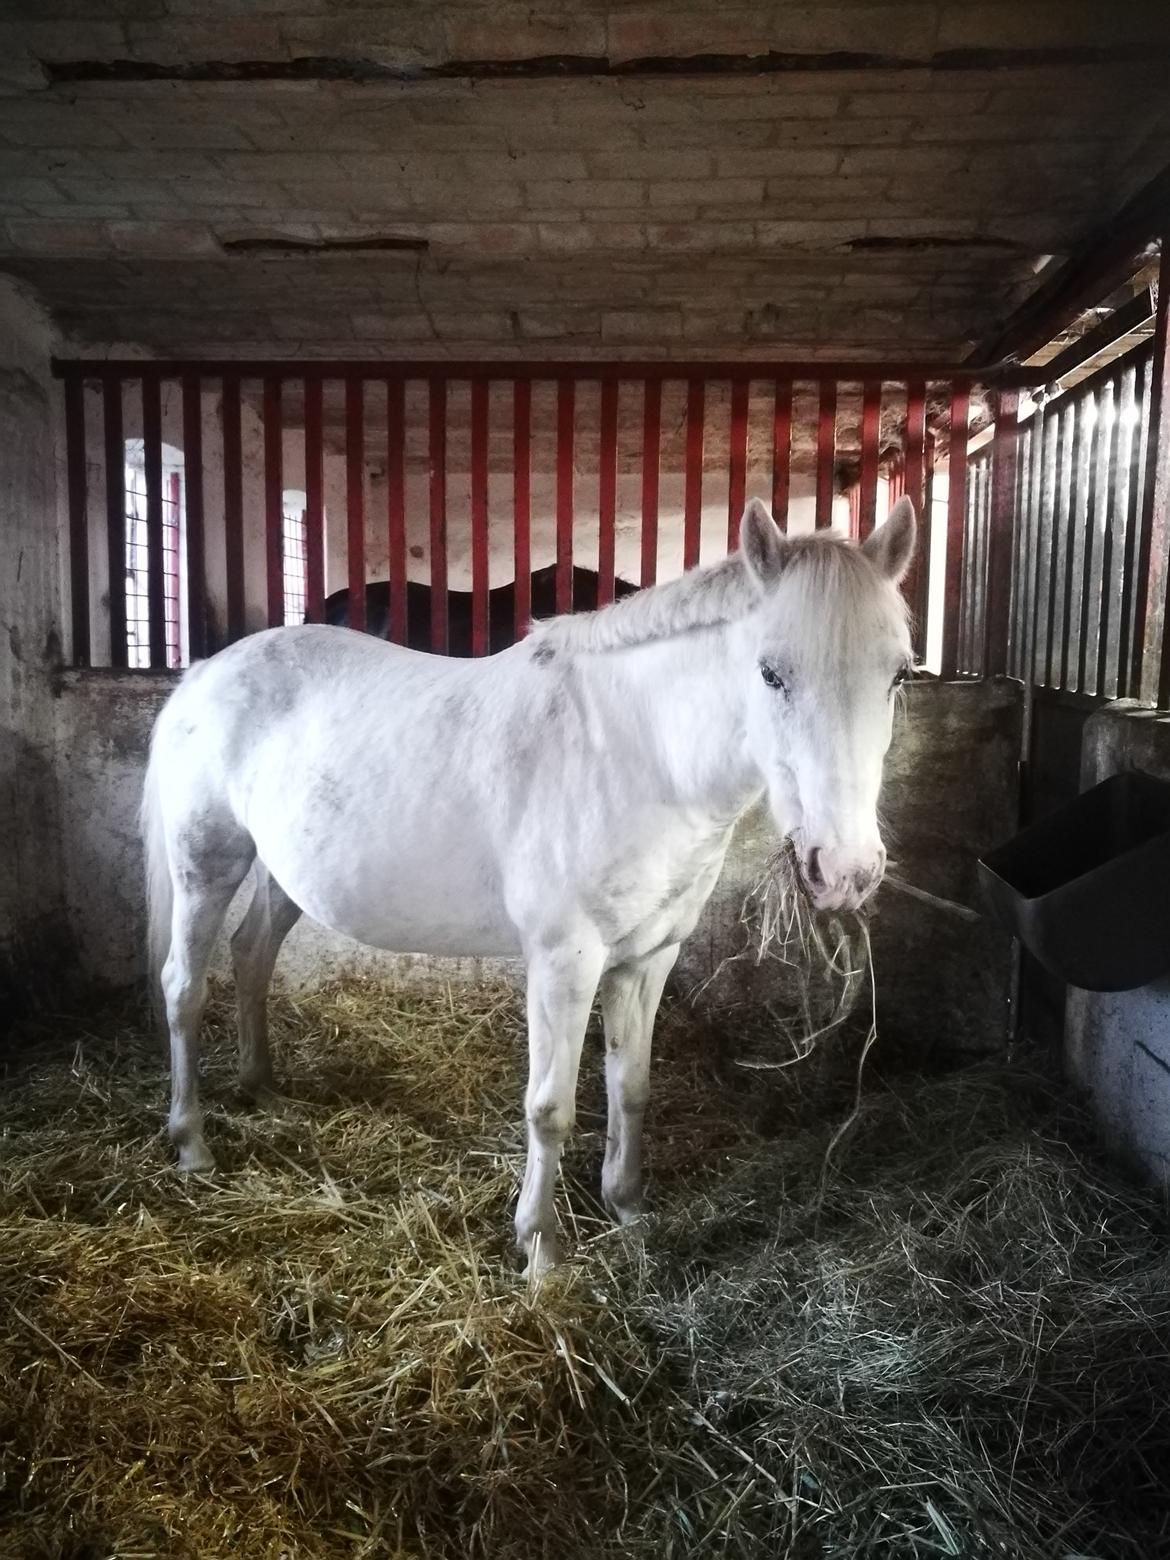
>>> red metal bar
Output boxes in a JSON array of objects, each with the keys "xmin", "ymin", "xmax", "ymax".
[
  {"xmin": 556, "ymin": 377, "xmax": 575, "ymax": 613},
  {"xmin": 598, "ymin": 378, "xmax": 617, "ymax": 605},
  {"xmin": 939, "ymin": 385, "xmax": 970, "ymax": 679},
  {"xmin": 727, "ymin": 379, "xmax": 750, "ymax": 551},
  {"xmin": 470, "ymin": 380, "xmax": 490, "ymax": 655},
  {"xmin": 181, "ymin": 373, "xmax": 206, "ymax": 658},
  {"xmin": 222, "ymin": 374, "xmax": 245, "ymax": 643},
  {"xmin": 142, "ymin": 373, "xmax": 166, "ymax": 670},
  {"xmin": 983, "ymin": 388, "xmax": 1019, "ymax": 678},
  {"xmin": 683, "ymin": 377, "xmax": 704, "ymax": 569},
  {"xmin": 386, "ymin": 377, "xmax": 407, "ymax": 645},
  {"xmin": 513, "ymin": 380, "xmax": 532, "ymax": 638},
  {"xmin": 263, "ymin": 376, "xmax": 284, "ymax": 629},
  {"xmin": 858, "ymin": 381, "xmax": 882, "ymax": 541},
  {"xmin": 103, "ymin": 378, "xmax": 127, "ymax": 668},
  {"xmin": 815, "ymin": 381, "xmax": 837, "ymax": 530},
  {"xmin": 165, "ymin": 470, "xmax": 181, "ymax": 665},
  {"xmin": 641, "ymin": 379, "xmax": 661, "ymax": 585},
  {"xmin": 303, "ymin": 377, "xmax": 325, "ymax": 625},
  {"xmin": 429, "ymin": 378, "xmax": 448, "ymax": 653},
  {"xmin": 64, "ymin": 375, "xmax": 89, "ymax": 667},
  {"xmin": 345, "ymin": 377, "xmax": 366, "ymax": 634},
  {"xmin": 771, "ymin": 380, "xmax": 792, "ymax": 530}
]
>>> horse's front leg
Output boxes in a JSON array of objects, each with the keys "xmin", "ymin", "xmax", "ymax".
[
  {"xmin": 599, "ymin": 942, "xmax": 679, "ymax": 1224},
  {"xmin": 515, "ymin": 938, "xmax": 605, "ymax": 1277}
]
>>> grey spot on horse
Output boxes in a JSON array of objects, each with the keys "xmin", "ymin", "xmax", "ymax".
[{"xmin": 531, "ymin": 639, "xmax": 555, "ymax": 667}]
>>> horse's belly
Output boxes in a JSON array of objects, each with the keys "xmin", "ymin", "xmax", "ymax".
[{"xmin": 250, "ymin": 804, "xmax": 521, "ymax": 958}]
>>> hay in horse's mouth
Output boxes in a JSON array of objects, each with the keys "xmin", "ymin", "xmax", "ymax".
[{"xmin": 2, "ymin": 982, "xmax": 1168, "ymax": 1559}]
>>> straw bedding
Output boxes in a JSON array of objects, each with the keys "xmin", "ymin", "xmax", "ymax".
[{"xmin": 2, "ymin": 977, "xmax": 1169, "ymax": 1559}]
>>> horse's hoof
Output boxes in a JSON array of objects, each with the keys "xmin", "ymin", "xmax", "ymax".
[
  {"xmin": 607, "ymin": 1201, "xmax": 645, "ymax": 1228},
  {"xmin": 241, "ymin": 1082, "xmax": 286, "ymax": 1114},
  {"xmin": 521, "ymin": 1231, "xmax": 560, "ymax": 1282},
  {"xmin": 177, "ymin": 1143, "xmax": 216, "ymax": 1173}
]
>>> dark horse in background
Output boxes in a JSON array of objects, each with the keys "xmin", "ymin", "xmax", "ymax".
[{"xmin": 322, "ymin": 563, "xmax": 639, "ymax": 655}]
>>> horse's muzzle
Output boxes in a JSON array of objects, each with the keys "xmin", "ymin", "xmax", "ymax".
[{"xmin": 802, "ymin": 845, "xmax": 886, "ymax": 913}]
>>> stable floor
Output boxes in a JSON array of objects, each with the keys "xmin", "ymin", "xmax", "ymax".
[{"xmin": 1, "ymin": 982, "xmax": 1168, "ymax": 1559}]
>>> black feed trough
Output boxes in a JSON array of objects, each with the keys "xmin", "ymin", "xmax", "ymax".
[{"xmin": 977, "ymin": 770, "xmax": 1170, "ymax": 992}]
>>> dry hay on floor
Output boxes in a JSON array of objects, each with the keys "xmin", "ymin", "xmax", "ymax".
[{"xmin": 1, "ymin": 980, "xmax": 1169, "ymax": 1560}]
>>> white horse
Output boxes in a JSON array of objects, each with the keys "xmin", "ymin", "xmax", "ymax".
[{"xmin": 142, "ymin": 497, "xmax": 916, "ymax": 1272}]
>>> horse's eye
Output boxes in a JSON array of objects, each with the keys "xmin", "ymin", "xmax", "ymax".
[
  {"xmin": 760, "ymin": 664, "xmax": 786, "ymax": 693},
  {"xmin": 892, "ymin": 665, "xmax": 911, "ymax": 690}
]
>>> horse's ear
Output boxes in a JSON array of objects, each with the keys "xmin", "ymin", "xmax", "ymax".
[
  {"xmin": 740, "ymin": 498, "xmax": 787, "ymax": 588},
  {"xmin": 862, "ymin": 495, "xmax": 916, "ymax": 583}
]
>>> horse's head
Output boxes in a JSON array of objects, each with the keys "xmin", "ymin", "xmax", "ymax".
[{"xmin": 738, "ymin": 496, "xmax": 915, "ymax": 913}]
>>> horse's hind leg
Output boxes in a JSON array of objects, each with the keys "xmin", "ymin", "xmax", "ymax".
[
  {"xmin": 163, "ymin": 835, "xmax": 253, "ymax": 1171},
  {"xmin": 231, "ymin": 862, "xmax": 302, "ymax": 1104}
]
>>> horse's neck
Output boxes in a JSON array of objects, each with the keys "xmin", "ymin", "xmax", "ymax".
[{"xmin": 582, "ymin": 625, "xmax": 759, "ymax": 818}]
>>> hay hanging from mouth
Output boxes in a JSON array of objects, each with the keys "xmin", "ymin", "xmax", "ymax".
[
  {"xmin": 2, "ymin": 982, "xmax": 1170, "ymax": 1559},
  {"xmin": 696, "ymin": 837, "xmax": 872, "ymax": 1073}
]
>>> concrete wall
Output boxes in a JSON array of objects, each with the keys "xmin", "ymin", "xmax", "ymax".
[
  {"xmin": 1065, "ymin": 701, "xmax": 1170, "ymax": 1191},
  {"xmin": 0, "ymin": 278, "xmax": 69, "ymax": 1029},
  {"xmin": 53, "ymin": 668, "xmax": 1019, "ymax": 1061}
]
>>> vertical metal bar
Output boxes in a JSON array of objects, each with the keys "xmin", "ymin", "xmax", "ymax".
[
  {"xmin": 1060, "ymin": 397, "xmax": 1092, "ymax": 691},
  {"xmin": 1127, "ymin": 352, "xmax": 1154, "ymax": 693},
  {"xmin": 1029, "ymin": 396, "xmax": 1060, "ymax": 689},
  {"xmin": 1147, "ymin": 244, "xmax": 1170, "ymax": 703},
  {"xmin": 64, "ymin": 375, "xmax": 89, "ymax": 667},
  {"xmin": 470, "ymin": 380, "xmax": 490, "ymax": 655},
  {"xmin": 1033, "ymin": 403, "xmax": 1060, "ymax": 687},
  {"xmin": 983, "ymin": 387, "xmax": 1017, "ymax": 678},
  {"xmin": 683, "ymin": 377, "xmax": 704, "ymax": 569},
  {"xmin": 263, "ymin": 376, "xmax": 284, "ymax": 630},
  {"xmin": 771, "ymin": 380, "xmax": 792, "ymax": 529},
  {"xmin": 429, "ymin": 377, "xmax": 448, "ymax": 653},
  {"xmin": 1043, "ymin": 400, "xmax": 1071, "ymax": 687},
  {"xmin": 303, "ymin": 377, "xmax": 325, "ymax": 625},
  {"xmin": 181, "ymin": 373, "xmax": 206, "ymax": 658},
  {"xmin": 727, "ymin": 378, "xmax": 749, "ymax": 549},
  {"xmin": 556, "ymin": 377, "xmax": 575, "ymax": 612},
  {"xmin": 904, "ymin": 382, "xmax": 928, "ymax": 651},
  {"xmin": 513, "ymin": 380, "xmax": 532, "ymax": 637},
  {"xmin": 597, "ymin": 378, "xmax": 617, "ymax": 606},
  {"xmin": 345, "ymin": 377, "xmax": 366, "ymax": 635},
  {"xmin": 1076, "ymin": 389, "xmax": 1106, "ymax": 693},
  {"xmin": 222, "ymin": 373, "xmax": 245, "ymax": 643},
  {"xmin": 858, "ymin": 380, "xmax": 881, "ymax": 540},
  {"xmin": 956, "ymin": 461, "xmax": 972, "ymax": 673},
  {"xmin": 142, "ymin": 373, "xmax": 166, "ymax": 669},
  {"xmin": 940, "ymin": 385, "xmax": 969, "ymax": 679},
  {"xmin": 815, "ymin": 381, "xmax": 837, "ymax": 529},
  {"xmin": 103, "ymin": 378, "xmax": 127, "ymax": 668},
  {"xmin": 1116, "ymin": 361, "xmax": 1144, "ymax": 695},
  {"xmin": 386, "ymin": 377, "xmax": 407, "ymax": 645},
  {"xmin": 641, "ymin": 379, "xmax": 661, "ymax": 584},
  {"xmin": 1096, "ymin": 375, "xmax": 1124, "ymax": 698}
]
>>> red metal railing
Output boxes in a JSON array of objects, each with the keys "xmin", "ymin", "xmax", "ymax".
[{"xmin": 55, "ymin": 355, "xmax": 1052, "ymax": 677}]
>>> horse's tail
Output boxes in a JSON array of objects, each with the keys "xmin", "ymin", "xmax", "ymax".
[{"xmin": 141, "ymin": 724, "xmax": 173, "ymax": 1033}]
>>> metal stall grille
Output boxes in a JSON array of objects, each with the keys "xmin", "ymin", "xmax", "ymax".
[{"xmin": 58, "ymin": 358, "xmax": 1019, "ymax": 677}]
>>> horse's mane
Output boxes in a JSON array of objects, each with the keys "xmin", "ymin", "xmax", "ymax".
[{"xmin": 529, "ymin": 531, "xmax": 892, "ymax": 656}]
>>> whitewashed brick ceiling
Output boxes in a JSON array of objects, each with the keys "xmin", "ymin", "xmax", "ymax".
[{"xmin": 0, "ymin": 2, "xmax": 1168, "ymax": 360}]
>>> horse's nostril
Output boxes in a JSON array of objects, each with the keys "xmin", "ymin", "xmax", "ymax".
[{"xmin": 806, "ymin": 847, "xmax": 825, "ymax": 891}]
